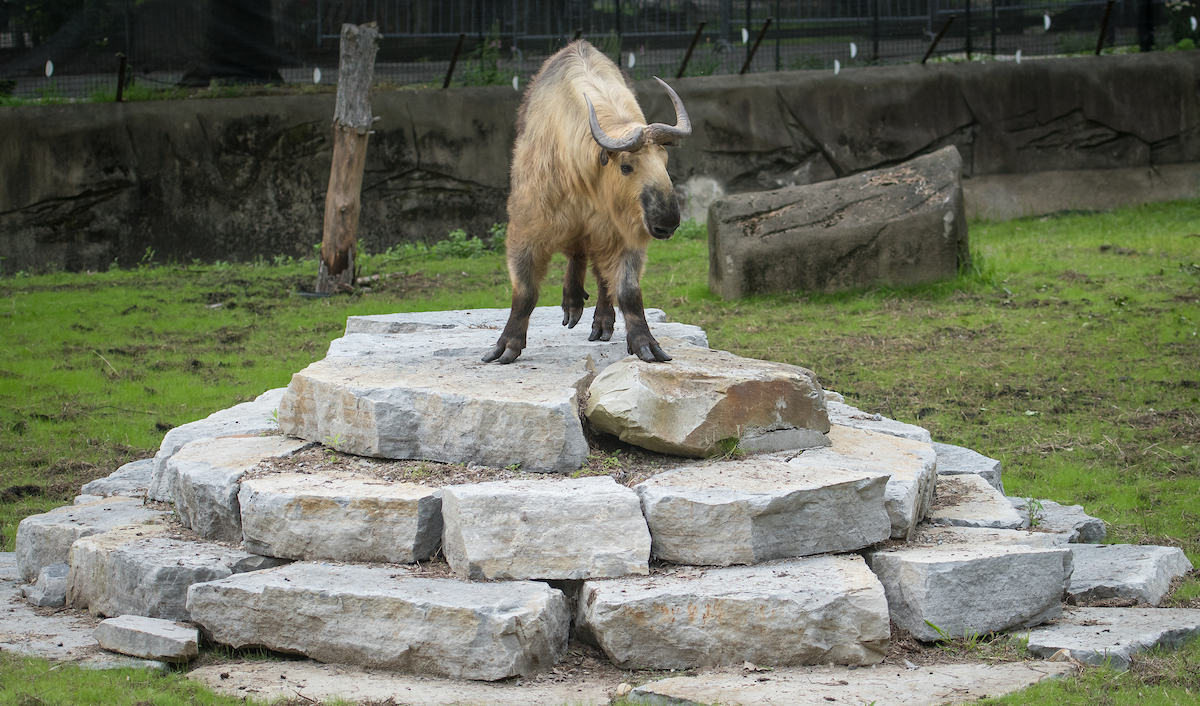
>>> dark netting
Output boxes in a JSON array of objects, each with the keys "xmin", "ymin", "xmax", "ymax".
[{"xmin": 0, "ymin": 0, "xmax": 1185, "ymax": 100}]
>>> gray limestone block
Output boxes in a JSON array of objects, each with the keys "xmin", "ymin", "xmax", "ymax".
[
  {"xmin": 80, "ymin": 458, "xmax": 154, "ymax": 498},
  {"xmin": 864, "ymin": 544, "xmax": 1072, "ymax": 641},
  {"xmin": 23, "ymin": 562, "xmax": 69, "ymax": 607},
  {"xmin": 1067, "ymin": 544, "xmax": 1194, "ymax": 606},
  {"xmin": 1008, "ymin": 497, "xmax": 1107, "ymax": 543},
  {"xmin": 929, "ymin": 475, "xmax": 1025, "ymax": 530},
  {"xmin": 94, "ymin": 615, "xmax": 199, "ymax": 663},
  {"xmin": 801, "ymin": 425, "xmax": 937, "ymax": 540},
  {"xmin": 826, "ymin": 400, "xmax": 933, "ymax": 444},
  {"xmin": 186, "ymin": 563, "xmax": 569, "ymax": 681},
  {"xmin": 708, "ymin": 146, "xmax": 969, "ymax": 299},
  {"xmin": 146, "ymin": 388, "xmax": 286, "ymax": 502},
  {"xmin": 73, "ymin": 495, "xmax": 104, "ymax": 505},
  {"xmin": 66, "ymin": 526, "xmax": 288, "ymax": 621},
  {"xmin": 585, "ymin": 346, "xmax": 830, "ymax": 458},
  {"xmin": 15, "ymin": 497, "xmax": 170, "ymax": 583},
  {"xmin": 441, "ymin": 476, "xmax": 650, "ymax": 581},
  {"xmin": 239, "ymin": 474, "xmax": 442, "ymax": 563},
  {"xmin": 277, "ymin": 355, "xmax": 593, "ymax": 473},
  {"xmin": 577, "ymin": 555, "xmax": 890, "ymax": 670},
  {"xmin": 635, "ymin": 456, "xmax": 891, "ymax": 566},
  {"xmin": 911, "ymin": 525, "xmax": 1071, "ymax": 549},
  {"xmin": 1026, "ymin": 606, "xmax": 1200, "ymax": 670},
  {"xmin": 933, "ymin": 442, "xmax": 1004, "ymax": 494},
  {"xmin": 171, "ymin": 435, "xmax": 313, "ymax": 542}
]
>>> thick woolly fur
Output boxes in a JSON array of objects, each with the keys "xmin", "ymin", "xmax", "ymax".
[{"xmin": 487, "ymin": 40, "xmax": 679, "ymax": 364}]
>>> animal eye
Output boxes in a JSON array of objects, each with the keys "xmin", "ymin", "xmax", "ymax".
[{"xmin": 620, "ymin": 164, "xmax": 634, "ymax": 176}]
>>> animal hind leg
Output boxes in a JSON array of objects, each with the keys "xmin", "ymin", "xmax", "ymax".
[
  {"xmin": 589, "ymin": 262, "xmax": 616, "ymax": 342},
  {"xmin": 484, "ymin": 244, "xmax": 550, "ymax": 364},
  {"xmin": 561, "ymin": 251, "xmax": 589, "ymax": 329},
  {"xmin": 611, "ymin": 249, "xmax": 670, "ymax": 362}
]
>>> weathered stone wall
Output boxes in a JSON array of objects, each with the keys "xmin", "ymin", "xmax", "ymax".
[{"xmin": 2, "ymin": 52, "xmax": 1198, "ymax": 275}]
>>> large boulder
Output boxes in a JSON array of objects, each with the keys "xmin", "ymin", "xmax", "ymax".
[
  {"xmin": 146, "ymin": 388, "xmax": 286, "ymax": 502},
  {"xmin": 171, "ymin": 435, "xmax": 313, "ymax": 542},
  {"xmin": 864, "ymin": 544, "xmax": 1072, "ymax": 641},
  {"xmin": 635, "ymin": 456, "xmax": 891, "ymax": 566},
  {"xmin": 586, "ymin": 346, "xmax": 830, "ymax": 457},
  {"xmin": 15, "ymin": 497, "xmax": 170, "ymax": 583},
  {"xmin": 186, "ymin": 563, "xmax": 570, "ymax": 681},
  {"xmin": 239, "ymin": 474, "xmax": 442, "ymax": 563},
  {"xmin": 441, "ymin": 476, "xmax": 650, "ymax": 581},
  {"xmin": 67, "ymin": 526, "xmax": 287, "ymax": 620},
  {"xmin": 708, "ymin": 146, "xmax": 969, "ymax": 299},
  {"xmin": 577, "ymin": 555, "xmax": 890, "ymax": 669}
]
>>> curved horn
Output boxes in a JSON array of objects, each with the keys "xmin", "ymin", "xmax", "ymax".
[
  {"xmin": 645, "ymin": 77, "xmax": 692, "ymax": 144},
  {"xmin": 586, "ymin": 93, "xmax": 646, "ymax": 153}
]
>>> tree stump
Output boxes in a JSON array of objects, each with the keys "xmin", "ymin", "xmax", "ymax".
[{"xmin": 317, "ymin": 22, "xmax": 380, "ymax": 295}]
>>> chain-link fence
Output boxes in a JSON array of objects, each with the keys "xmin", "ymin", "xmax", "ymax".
[{"xmin": 0, "ymin": 0, "xmax": 1188, "ymax": 100}]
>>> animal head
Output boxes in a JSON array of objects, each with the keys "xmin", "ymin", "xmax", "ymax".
[{"xmin": 585, "ymin": 77, "xmax": 691, "ymax": 241}]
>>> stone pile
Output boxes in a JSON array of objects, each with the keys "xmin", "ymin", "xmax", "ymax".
[{"xmin": 13, "ymin": 306, "xmax": 1198, "ymax": 684}]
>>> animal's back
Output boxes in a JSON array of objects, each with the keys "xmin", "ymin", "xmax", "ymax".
[{"xmin": 512, "ymin": 41, "xmax": 644, "ymax": 193}]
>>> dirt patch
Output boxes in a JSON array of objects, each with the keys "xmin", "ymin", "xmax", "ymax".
[{"xmin": 929, "ymin": 477, "xmax": 977, "ymax": 511}]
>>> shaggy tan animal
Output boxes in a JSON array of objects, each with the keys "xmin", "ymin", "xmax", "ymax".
[{"xmin": 483, "ymin": 40, "xmax": 691, "ymax": 365}]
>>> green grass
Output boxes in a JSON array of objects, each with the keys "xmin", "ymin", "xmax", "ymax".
[{"xmin": 1, "ymin": 200, "xmax": 1198, "ymax": 704}]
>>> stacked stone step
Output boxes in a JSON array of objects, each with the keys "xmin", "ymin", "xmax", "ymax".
[{"xmin": 15, "ymin": 306, "xmax": 1196, "ymax": 679}]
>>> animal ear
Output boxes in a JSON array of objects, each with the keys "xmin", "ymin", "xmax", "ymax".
[{"xmin": 599, "ymin": 149, "xmax": 610, "ymax": 166}]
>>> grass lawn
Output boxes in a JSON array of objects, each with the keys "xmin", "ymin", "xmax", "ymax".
[{"xmin": 0, "ymin": 199, "xmax": 1197, "ymax": 704}]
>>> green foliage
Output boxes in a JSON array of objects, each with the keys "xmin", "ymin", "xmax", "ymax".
[
  {"xmin": 1025, "ymin": 497, "xmax": 1046, "ymax": 526},
  {"xmin": 433, "ymin": 229, "xmax": 489, "ymax": 259},
  {"xmin": 459, "ymin": 21, "xmax": 508, "ymax": 87},
  {"xmin": 674, "ymin": 219, "xmax": 707, "ymax": 241}
]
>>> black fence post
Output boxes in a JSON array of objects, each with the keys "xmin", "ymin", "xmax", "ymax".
[
  {"xmin": 443, "ymin": 33, "xmax": 465, "ymax": 88},
  {"xmin": 990, "ymin": 0, "xmax": 997, "ymax": 57},
  {"xmin": 677, "ymin": 22, "xmax": 707, "ymax": 78},
  {"xmin": 740, "ymin": 17, "xmax": 772, "ymax": 73},
  {"xmin": 872, "ymin": 0, "xmax": 880, "ymax": 61},
  {"xmin": 1138, "ymin": 0, "xmax": 1154, "ymax": 51},
  {"xmin": 1095, "ymin": 0, "xmax": 1114, "ymax": 54},
  {"xmin": 965, "ymin": 0, "xmax": 972, "ymax": 60},
  {"xmin": 922, "ymin": 14, "xmax": 957, "ymax": 63},
  {"xmin": 115, "ymin": 52, "xmax": 127, "ymax": 101}
]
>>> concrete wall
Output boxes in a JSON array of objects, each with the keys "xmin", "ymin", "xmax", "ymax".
[{"xmin": 2, "ymin": 52, "xmax": 1199, "ymax": 275}]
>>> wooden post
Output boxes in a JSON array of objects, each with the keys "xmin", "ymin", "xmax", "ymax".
[{"xmin": 317, "ymin": 22, "xmax": 380, "ymax": 295}]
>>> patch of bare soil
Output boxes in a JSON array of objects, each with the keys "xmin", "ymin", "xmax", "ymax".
[{"xmin": 929, "ymin": 477, "xmax": 976, "ymax": 511}]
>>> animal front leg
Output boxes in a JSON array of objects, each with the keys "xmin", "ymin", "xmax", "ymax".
[
  {"xmin": 484, "ymin": 246, "xmax": 549, "ymax": 364},
  {"xmin": 589, "ymin": 262, "xmax": 616, "ymax": 342},
  {"xmin": 614, "ymin": 249, "xmax": 671, "ymax": 362},
  {"xmin": 561, "ymin": 251, "xmax": 589, "ymax": 329}
]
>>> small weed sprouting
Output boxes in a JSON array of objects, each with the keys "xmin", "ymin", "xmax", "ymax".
[
  {"xmin": 269, "ymin": 408, "xmax": 279, "ymax": 428},
  {"xmin": 1026, "ymin": 497, "xmax": 1046, "ymax": 527}
]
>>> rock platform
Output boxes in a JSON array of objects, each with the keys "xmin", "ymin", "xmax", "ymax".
[{"xmin": 13, "ymin": 306, "xmax": 1199, "ymax": 697}]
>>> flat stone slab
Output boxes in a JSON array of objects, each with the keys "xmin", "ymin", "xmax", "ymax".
[
  {"xmin": 186, "ymin": 563, "xmax": 569, "ymax": 681},
  {"xmin": 826, "ymin": 400, "xmax": 933, "ymax": 443},
  {"xmin": 67, "ymin": 525, "xmax": 287, "ymax": 621},
  {"xmin": 801, "ymin": 425, "xmax": 937, "ymax": 540},
  {"xmin": 94, "ymin": 615, "xmax": 199, "ymax": 663},
  {"xmin": 1026, "ymin": 606, "xmax": 1200, "ymax": 670},
  {"xmin": 80, "ymin": 458, "xmax": 154, "ymax": 498},
  {"xmin": 912, "ymin": 525, "xmax": 1071, "ymax": 549},
  {"xmin": 933, "ymin": 442, "xmax": 1004, "ymax": 494},
  {"xmin": 629, "ymin": 661, "xmax": 1075, "ymax": 705},
  {"xmin": 172, "ymin": 435, "xmax": 313, "ymax": 542},
  {"xmin": 586, "ymin": 346, "xmax": 830, "ymax": 458},
  {"xmin": 239, "ymin": 473, "xmax": 442, "ymax": 563},
  {"xmin": 22, "ymin": 561, "xmax": 69, "ymax": 607},
  {"xmin": 928, "ymin": 474, "xmax": 1025, "ymax": 530},
  {"xmin": 278, "ymin": 356, "xmax": 594, "ymax": 473},
  {"xmin": 1009, "ymin": 497, "xmax": 1106, "ymax": 543},
  {"xmin": 15, "ymin": 496, "xmax": 170, "ymax": 583},
  {"xmin": 635, "ymin": 456, "xmax": 890, "ymax": 566},
  {"xmin": 577, "ymin": 555, "xmax": 890, "ymax": 670},
  {"xmin": 147, "ymin": 387, "xmax": 286, "ymax": 502},
  {"xmin": 340, "ymin": 306, "xmax": 709, "ymax": 367},
  {"xmin": 442, "ymin": 476, "xmax": 650, "ymax": 580},
  {"xmin": 1067, "ymin": 544, "xmax": 1194, "ymax": 606},
  {"xmin": 865, "ymin": 544, "xmax": 1071, "ymax": 641}
]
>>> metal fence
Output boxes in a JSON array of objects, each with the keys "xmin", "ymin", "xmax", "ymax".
[{"xmin": 0, "ymin": 0, "xmax": 1184, "ymax": 99}]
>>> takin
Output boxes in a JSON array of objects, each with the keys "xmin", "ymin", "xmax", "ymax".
[{"xmin": 483, "ymin": 40, "xmax": 691, "ymax": 365}]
